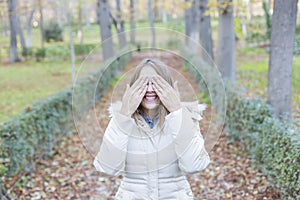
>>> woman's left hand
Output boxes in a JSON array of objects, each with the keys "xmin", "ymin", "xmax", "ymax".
[{"xmin": 152, "ymin": 75, "xmax": 181, "ymax": 112}]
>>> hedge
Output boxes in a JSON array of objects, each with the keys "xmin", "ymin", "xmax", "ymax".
[
  {"xmin": 225, "ymin": 83, "xmax": 300, "ymax": 199},
  {"xmin": 183, "ymin": 49, "xmax": 300, "ymax": 199},
  {"xmin": 0, "ymin": 51, "xmax": 131, "ymax": 178}
]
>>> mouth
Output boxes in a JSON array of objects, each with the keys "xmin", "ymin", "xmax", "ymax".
[{"xmin": 143, "ymin": 93, "xmax": 158, "ymax": 103}]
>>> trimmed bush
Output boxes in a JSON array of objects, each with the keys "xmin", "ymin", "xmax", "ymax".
[
  {"xmin": 44, "ymin": 20, "xmax": 63, "ymax": 42},
  {"xmin": 224, "ymin": 84, "xmax": 300, "ymax": 199}
]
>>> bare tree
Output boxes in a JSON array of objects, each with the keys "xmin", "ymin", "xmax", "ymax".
[
  {"xmin": 17, "ymin": 17, "xmax": 26, "ymax": 53},
  {"xmin": 267, "ymin": 0, "xmax": 298, "ymax": 121},
  {"xmin": 217, "ymin": 0, "xmax": 236, "ymax": 82},
  {"xmin": 8, "ymin": 0, "xmax": 20, "ymax": 63},
  {"xmin": 60, "ymin": 0, "xmax": 76, "ymax": 84},
  {"xmin": 129, "ymin": 0, "xmax": 135, "ymax": 44},
  {"xmin": 77, "ymin": 1, "xmax": 83, "ymax": 44},
  {"xmin": 199, "ymin": 0, "xmax": 214, "ymax": 61},
  {"xmin": 115, "ymin": 0, "xmax": 127, "ymax": 49},
  {"xmin": 38, "ymin": 0, "xmax": 44, "ymax": 48},
  {"xmin": 97, "ymin": 0, "xmax": 114, "ymax": 61},
  {"xmin": 84, "ymin": 4, "xmax": 91, "ymax": 28},
  {"xmin": 148, "ymin": 0, "xmax": 155, "ymax": 49},
  {"xmin": 185, "ymin": 0, "xmax": 199, "ymax": 53},
  {"xmin": 26, "ymin": 7, "xmax": 35, "ymax": 48}
]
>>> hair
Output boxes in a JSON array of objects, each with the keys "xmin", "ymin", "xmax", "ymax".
[{"xmin": 129, "ymin": 58, "xmax": 175, "ymax": 129}]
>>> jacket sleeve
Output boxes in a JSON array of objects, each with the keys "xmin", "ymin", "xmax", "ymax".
[
  {"xmin": 166, "ymin": 103, "xmax": 210, "ymax": 174},
  {"xmin": 93, "ymin": 111, "xmax": 135, "ymax": 176}
]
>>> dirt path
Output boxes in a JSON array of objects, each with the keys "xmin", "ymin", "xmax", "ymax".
[{"xmin": 7, "ymin": 52, "xmax": 280, "ymax": 199}]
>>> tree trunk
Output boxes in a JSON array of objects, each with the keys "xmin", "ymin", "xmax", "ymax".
[
  {"xmin": 77, "ymin": 3, "xmax": 83, "ymax": 44},
  {"xmin": 38, "ymin": 0, "xmax": 44, "ymax": 48},
  {"xmin": 84, "ymin": 4, "xmax": 91, "ymax": 28},
  {"xmin": 185, "ymin": 0, "xmax": 199, "ymax": 53},
  {"xmin": 199, "ymin": 0, "xmax": 214, "ymax": 61},
  {"xmin": 129, "ymin": 0, "xmax": 135, "ymax": 44},
  {"xmin": 217, "ymin": 0, "xmax": 236, "ymax": 82},
  {"xmin": 161, "ymin": 6, "xmax": 167, "ymax": 24},
  {"xmin": 97, "ymin": 0, "xmax": 114, "ymax": 61},
  {"xmin": 148, "ymin": 0, "xmax": 156, "ymax": 49},
  {"xmin": 26, "ymin": 8, "xmax": 35, "ymax": 48},
  {"xmin": 17, "ymin": 17, "xmax": 26, "ymax": 53},
  {"xmin": 8, "ymin": 0, "xmax": 20, "ymax": 63},
  {"xmin": 247, "ymin": 0, "xmax": 252, "ymax": 21},
  {"xmin": 267, "ymin": 0, "xmax": 298, "ymax": 122},
  {"xmin": 66, "ymin": 11, "xmax": 76, "ymax": 85},
  {"xmin": 116, "ymin": 0, "xmax": 127, "ymax": 49}
]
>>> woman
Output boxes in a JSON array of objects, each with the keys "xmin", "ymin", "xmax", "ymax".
[{"xmin": 93, "ymin": 58, "xmax": 210, "ymax": 199}]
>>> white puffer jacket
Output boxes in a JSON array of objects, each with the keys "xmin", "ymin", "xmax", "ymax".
[{"xmin": 93, "ymin": 101, "xmax": 210, "ymax": 200}]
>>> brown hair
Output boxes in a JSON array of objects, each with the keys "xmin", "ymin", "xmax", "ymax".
[{"xmin": 130, "ymin": 58, "xmax": 175, "ymax": 129}]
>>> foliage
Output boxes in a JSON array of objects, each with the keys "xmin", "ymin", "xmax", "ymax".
[
  {"xmin": 44, "ymin": 20, "xmax": 64, "ymax": 43},
  {"xmin": 45, "ymin": 45, "xmax": 70, "ymax": 61},
  {"xmin": 21, "ymin": 48, "xmax": 34, "ymax": 60},
  {"xmin": 0, "ymin": 52, "xmax": 131, "ymax": 177},
  {"xmin": 74, "ymin": 44, "xmax": 97, "ymax": 55},
  {"xmin": 35, "ymin": 48, "xmax": 46, "ymax": 62},
  {"xmin": 224, "ymin": 83, "xmax": 300, "ymax": 199}
]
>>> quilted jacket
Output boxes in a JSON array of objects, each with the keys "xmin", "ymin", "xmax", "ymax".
[{"xmin": 93, "ymin": 101, "xmax": 210, "ymax": 199}]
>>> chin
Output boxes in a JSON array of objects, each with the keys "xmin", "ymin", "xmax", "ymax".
[{"xmin": 141, "ymin": 101, "xmax": 160, "ymax": 110}]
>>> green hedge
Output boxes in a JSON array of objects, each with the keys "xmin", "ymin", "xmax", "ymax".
[
  {"xmin": 22, "ymin": 43, "xmax": 98, "ymax": 61},
  {"xmin": 225, "ymin": 84, "xmax": 300, "ymax": 199},
  {"xmin": 183, "ymin": 51, "xmax": 300, "ymax": 199},
  {"xmin": 0, "ymin": 51, "xmax": 131, "ymax": 178}
]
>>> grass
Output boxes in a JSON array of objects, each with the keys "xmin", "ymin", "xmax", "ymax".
[
  {"xmin": 236, "ymin": 46, "xmax": 300, "ymax": 105},
  {"xmin": 0, "ymin": 60, "xmax": 79, "ymax": 123}
]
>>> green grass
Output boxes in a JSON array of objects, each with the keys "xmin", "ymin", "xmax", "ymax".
[
  {"xmin": 236, "ymin": 46, "xmax": 300, "ymax": 105},
  {"xmin": 0, "ymin": 60, "xmax": 79, "ymax": 123}
]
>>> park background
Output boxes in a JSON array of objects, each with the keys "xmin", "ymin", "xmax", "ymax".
[{"xmin": 0, "ymin": 0, "xmax": 299, "ymax": 199}]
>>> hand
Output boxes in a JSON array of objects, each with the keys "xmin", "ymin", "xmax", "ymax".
[
  {"xmin": 152, "ymin": 75, "xmax": 181, "ymax": 112},
  {"xmin": 120, "ymin": 76, "xmax": 148, "ymax": 117}
]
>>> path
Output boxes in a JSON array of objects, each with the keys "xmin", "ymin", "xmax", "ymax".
[{"xmin": 6, "ymin": 52, "xmax": 280, "ymax": 200}]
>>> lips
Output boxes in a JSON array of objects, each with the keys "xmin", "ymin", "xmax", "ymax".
[{"xmin": 143, "ymin": 93, "xmax": 158, "ymax": 103}]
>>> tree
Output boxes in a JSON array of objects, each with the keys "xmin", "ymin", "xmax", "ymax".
[
  {"xmin": 38, "ymin": 0, "xmax": 45, "ymax": 48},
  {"xmin": 97, "ymin": 0, "xmax": 114, "ymax": 61},
  {"xmin": 129, "ymin": 0, "xmax": 135, "ymax": 44},
  {"xmin": 115, "ymin": 0, "xmax": 127, "ymax": 49},
  {"xmin": 199, "ymin": 0, "xmax": 214, "ymax": 61},
  {"xmin": 217, "ymin": 0, "xmax": 236, "ymax": 82},
  {"xmin": 148, "ymin": 0, "xmax": 155, "ymax": 49},
  {"xmin": 8, "ymin": 0, "xmax": 20, "ymax": 63},
  {"xmin": 77, "ymin": 1, "xmax": 84, "ymax": 44},
  {"xmin": 26, "ymin": 6, "xmax": 36, "ymax": 48},
  {"xmin": 185, "ymin": 0, "xmax": 198, "ymax": 53},
  {"xmin": 267, "ymin": 0, "xmax": 298, "ymax": 121},
  {"xmin": 64, "ymin": 3, "xmax": 76, "ymax": 85}
]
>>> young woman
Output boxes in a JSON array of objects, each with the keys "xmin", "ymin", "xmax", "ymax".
[{"xmin": 93, "ymin": 58, "xmax": 210, "ymax": 199}]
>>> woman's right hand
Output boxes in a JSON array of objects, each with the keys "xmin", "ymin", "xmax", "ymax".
[{"xmin": 120, "ymin": 76, "xmax": 148, "ymax": 117}]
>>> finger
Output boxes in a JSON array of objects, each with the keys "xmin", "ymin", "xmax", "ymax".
[
  {"xmin": 139, "ymin": 84, "xmax": 148, "ymax": 98},
  {"xmin": 152, "ymin": 82, "xmax": 164, "ymax": 98},
  {"xmin": 153, "ymin": 75, "xmax": 170, "ymax": 89},
  {"xmin": 131, "ymin": 76, "xmax": 147, "ymax": 90},
  {"xmin": 133, "ymin": 77, "xmax": 148, "ymax": 94},
  {"xmin": 125, "ymin": 84, "xmax": 130, "ymax": 91},
  {"xmin": 174, "ymin": 81, "xmax": 180, "ymax": 95},
  {"xmin": 137, "ymin": 82, "xmax": 148, "ymax": 95}
]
